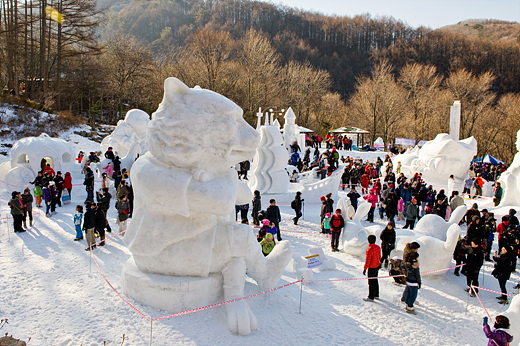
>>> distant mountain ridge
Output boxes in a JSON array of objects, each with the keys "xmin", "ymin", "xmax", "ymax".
[{"xmin": 438, "ymin": 19, "xmax": 520, "ymax": 44}]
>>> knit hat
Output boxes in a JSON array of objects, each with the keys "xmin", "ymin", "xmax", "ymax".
[
  {"xmin": 320, "ymin": 196, "xmax": 326, "ymax": 201},
  {"xmin": 335, "ymin": 209, "xmax": 342, "ymax": 214},
  {"xmin": 11, "ymin": 191, "xmax": 19, "ymax": 198},
  {"xmin": 410, "ymin": 242, "xmax": 421, "ymax": 250},
  {"xmin": 265, "ymin": 233, "xmax": 274, "ymax": 241},
  {"xmin": 388, "ymin": 220, "xmax": 395, "ymax": 227},
  {"xmin": 262, "ymin": 219, "xmax": 270, "ymax": 226},
  {"xmin": 325, "ymin": 213, "xmax": 331, "ymax": 217}
]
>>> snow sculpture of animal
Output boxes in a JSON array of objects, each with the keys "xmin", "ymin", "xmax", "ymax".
[
  {"xmin": 122, "ymin": 77, "xmax": 293, "ymax": 336},
  {"xmin": 391, "ymin": 206, "xmax": 466, "ymax": 273},
  {"xmin": 338, "ymin": 199, "xmax": 371, "ymax": 256},
  {"xmin": 96, "ymin": 142, "xmax": 140, "ymax": 177},
  {"xmin": 100, "ymin": 109, "xmax": 150, "ymax": 158}
]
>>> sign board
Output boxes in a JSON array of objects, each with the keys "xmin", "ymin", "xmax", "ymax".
[
  {"xmin": 305, "ymin": 254, "xmax": 322, "ymax": 269},
  {"xmin": 395, "ymin": 138, "xmax": 416, "ymax": 146}
]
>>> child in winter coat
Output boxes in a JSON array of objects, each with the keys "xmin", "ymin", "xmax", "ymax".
[
  {"xmin": 74, "ymin": 205, "xmax": 84, "ymax": 241},
  {"xmin": 260, "ymin": 233, "xmax": 275, "ymax": 256},
  {"xmin": 402, "ymin": 254, "xmax": 421, "ymax": 314},
  {"xmin": 482, "ymin": 315, "xmax": 513, "ymax": 346},
  {"xmin": 330, "ymin": 209, "xmax": 345, "ymax": 251},
  {"xmin": 322, "ymin": 213, "xmax": 331, "ymax": 234},
  {"xmin": 364, "ymin": 189, "xmax": 378, "ymax": 222},
  {"xmin": 397, "ymin": 197, "xmax": 405, "ymax": 221},
  {"xmin": 33, "ymin": 183, "xmax": 43, "ymax": 208}
]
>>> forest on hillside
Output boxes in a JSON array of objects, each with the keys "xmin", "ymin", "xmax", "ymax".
[{"xmin": 0, "ymin": 0, "xmax": 519, "ymax": 161}]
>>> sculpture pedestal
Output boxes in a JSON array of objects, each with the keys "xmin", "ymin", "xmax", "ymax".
[{"xmin": 121, "ymin": 258, "xmax": 223, "ymax": 313}]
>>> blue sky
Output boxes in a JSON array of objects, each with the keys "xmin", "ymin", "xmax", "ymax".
[{"xmin": 265, "ymin": 0, "xmax": 520, "ymax": 28}]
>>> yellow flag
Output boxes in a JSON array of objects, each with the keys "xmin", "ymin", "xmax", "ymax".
[{"xmin": 45, "ymin": 6, "xmax": 64, "ymax": 24}]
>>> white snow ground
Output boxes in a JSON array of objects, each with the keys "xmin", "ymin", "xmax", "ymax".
[{"xmin": 0, "ymin": 142, "xmax": 519, "ymax": 345}]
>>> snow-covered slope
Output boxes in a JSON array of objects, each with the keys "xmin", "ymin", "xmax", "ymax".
[{"xmin": 0, "ymin": 136, "xmax": 518, "ymax": 345}]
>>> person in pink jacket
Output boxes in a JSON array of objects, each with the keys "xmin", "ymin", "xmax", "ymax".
[{"xmin": 364, "ymin": 188, "xmax": 378, "ymax": 222}]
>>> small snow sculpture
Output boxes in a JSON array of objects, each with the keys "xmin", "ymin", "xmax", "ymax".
[
  {"xmin": 122, "ymin": 77, "xmax": 293, "ymax": 336},
  {"xmin": 503, "ymin": 295, "xmax": 520, "ymax": 346},
  {"xmin": 338, "ymin": 200, "xmax": 371, "ymax": 256},
  {"xmin": 283, "ymin": 107, "xmax": 300, "ymax": 152},
  {"xmin": 499, "ymin": 129, "xmax": 520, "ymax": 206},
  {"xmin": 249, "ymin": 122, "xmax": 290, "ymax": 194},
  {"xmin": 394, "ymin": 134, "xmax": 477, "ymax": 183},
  {"xmin": 100, "ymin": 109, "xmax": 150, "ymax": 158}
]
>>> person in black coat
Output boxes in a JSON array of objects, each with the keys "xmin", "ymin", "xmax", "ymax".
[
  {"xmin": 384, "ymin": 189, "xmax": 398, "ymax": 221},
  {"xmin": 492, "ymin": 246, "xmax": 512, "ymax": 303},
  {"xmin": 379, "ymin": 221, "xmax": 396, "ymax": 268},
  {"xmin": 53, "ymin": 171, "xmax": 65, "ymax": 207},
  {"xmin": 266, "ymin": 199, "xmax": 282, "ymax": 241},
  {"xmin": 291, "ymin": 192, "xmax": 303, "ymax": 225},
  {"xmin": 347, "ymin": 187, "xmax": 360, "ymax": 212},
  {"xmin": 453, "ymin": 236, "xmax": 467, "ymax": 276},
  {"xmin": 96, "ymin": 187, "xmax": 112, "ymax": 233},
  {"xmin": 465, "ymin": 238, "xmax": 484, "ymax": 296},
  {"xmin": 95, "ymin": 202, "xmax": 108, "ymax": 246},
  {"xmin": 83, "ymin": 168, "xmax": 95, "ymax": 203},
  {"xmin": 83, "ymin": 201, "xmax": 97, "ymax": 250},
  {"xmin": 251, "ymin": 190, "xmax": 261, "ymax": 226}
]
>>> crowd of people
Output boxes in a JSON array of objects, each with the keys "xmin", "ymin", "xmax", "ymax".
[{"xmin": 6, "ymin": 141, "xmax": 519, "ymax": 341}]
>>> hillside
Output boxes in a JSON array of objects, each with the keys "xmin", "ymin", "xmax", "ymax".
[{"xmin": 438, "ymin": 19, "xmax": 520, "ymax": 44}]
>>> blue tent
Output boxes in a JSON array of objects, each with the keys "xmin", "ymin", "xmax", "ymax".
[{"xmin": 483, "ymin": 155, "xmax": 503, "ymax": 165}]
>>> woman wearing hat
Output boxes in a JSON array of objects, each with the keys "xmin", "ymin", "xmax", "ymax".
[
  {"xmin": 8, "ymin": 191, "xmax": 25, "ymax": 232},
  {"xmin": 380, "ymin": 221, "xmax": 396, "ymax": 268}
]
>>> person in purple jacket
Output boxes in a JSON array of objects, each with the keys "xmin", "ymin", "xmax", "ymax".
[
  {"xmin": 483, "ymin": 315, "xmax": 513, "ymax": 346},
  {"xmin": 42, "ymin": 182, "xmax": 52, "ymax": 217}
]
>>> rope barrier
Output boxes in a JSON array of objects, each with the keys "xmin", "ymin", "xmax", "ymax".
[
  {"xmin": 471, "ymin": 285, "xmax": 492, "ymax": 319},
  {"xmin": 470, "ymin": 285, "xmax": 515, "ymax": 298}
]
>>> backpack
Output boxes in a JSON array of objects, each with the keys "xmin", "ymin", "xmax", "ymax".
[
  {"xmin": 291, "ymin": 200, "xmax": 297, "ymax": 209},
  {"xmin": 473, "ymin": 178, "xmax": 480, "ymax": 188}
]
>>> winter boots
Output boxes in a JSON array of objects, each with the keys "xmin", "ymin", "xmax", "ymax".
[{"xmin": 405, "ymin": 306, "xmax": 417, "ymax": 314}]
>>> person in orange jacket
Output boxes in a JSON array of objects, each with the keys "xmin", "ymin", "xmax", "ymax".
[{"xmin": 363, "ymin": 235, "xmax": 382, "ymax": 302}]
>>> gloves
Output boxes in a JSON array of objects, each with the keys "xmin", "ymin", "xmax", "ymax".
[
  {"xmin": 363, "ymin": 270, "xmax": 366, "ymax": 276},
  {"xmin": 483, "ymin": 317, "xmax": 488, "ymax": 325}
]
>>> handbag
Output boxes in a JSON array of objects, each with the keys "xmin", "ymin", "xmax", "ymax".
[{"xmin": 61, "ymin": 190, "xmax": 71, "ymax": 204}]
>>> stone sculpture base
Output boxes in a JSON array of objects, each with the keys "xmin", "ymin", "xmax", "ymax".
[{"xmin": 121, "ymin": 258, "xmax": 223, "ymax": 313}]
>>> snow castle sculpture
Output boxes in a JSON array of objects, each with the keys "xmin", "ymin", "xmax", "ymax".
[
  {"xmin": 0, "ymin": 133, "xmax": 74, "ymax": 191},
  {"xmin": 121, "ymin": 78, "xmax": 293, "ymax": 336},
  {"xmin": 249, "ymin": 113, "xmax": 290, "ymax": 194},
  {"xmin": 499, "ymin": 129, "xmax": 520, "ymax": 206},
  {"xmin": 283, "ymin": 107, "xmax": 300, "ymax": 152}
]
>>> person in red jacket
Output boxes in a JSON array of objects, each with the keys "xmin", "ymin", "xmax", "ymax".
[
  {"xmin": 63, "ymin": 172, "xmax": 73, "ymax": 196},
  {"xmin": 360, "ymin": 173, "xmax": 370, "ymax": 194},
  {"xmin": 363, "ymin": 235, "xmax": 382, "ymax": 302},
  {"xmin": 42, "ymin": 163, "xmax": 55, "ymax": 178},
  {"xmin": 330, "ymin": 209, "xmax": 345, "ymax": 252},
  {"xmin": 496, "ymin": 216, "xmax": 509, "ymax": 242}
]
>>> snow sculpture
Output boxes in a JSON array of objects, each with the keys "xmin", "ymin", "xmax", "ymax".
[
  {"xmin": 394, "ymin": 134, "xmax": 477, "ymax": 183},
  {"xmin": 121, "ymin": 77, "xmax": 293, "ymax": 336},
  {"xmin": 0, "ymin": 133, "xmax": 74, "ymax": 190},
  {"xmin": 100, "ymin": 109, "xmax": 150, "ymax": 158},
  {"xmin": 499, "ymin": 129, "xmax": 520, "ymax": 206},
  {"xmin": 249, "ymin": 120, "xmax": 290, "ymax": 194},
  {"xmin": 283, "ymin": 107, "xmax": 300, "ymax": 152},
  {"xmin": 338, "ymin": 200, "xmax": 371, "ymax": 256},
  {"xmin": 339, "ymin": 198, "xmax": 464, "ymax": 272},
  {"xmin": 292, "ymin": 247, "xmax": 336, "ymax": 281},
  {"xmin": 392, "ymin": 207, "xmax": 465, "ymax": 273},
  {"xmin": 96, "ymin": 142, "xmax": 140, "ymax": 177},
  {"xmin": 503, "ymin": 295, "xmax": 520, "ymax": 346}
]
